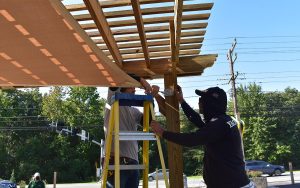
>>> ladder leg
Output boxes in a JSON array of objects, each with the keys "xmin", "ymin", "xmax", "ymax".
[
  {"xmin": 142, "ymin": 101, "xmax": 150, "ymax": 188},
  {"xmin": 102, "ymin": 106, "xmax": 115, "ymax": 188},
  {"xmin": 114, "ymin": 101, "xmax": 120, "ymax": 188},
  {"xmin": 150, "ymin": 103, "xmax": 169, "ymax": 188}
]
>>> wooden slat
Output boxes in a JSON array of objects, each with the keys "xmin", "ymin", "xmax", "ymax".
[
  {"xmin": 108, "ymin": 49, "xmax": 200, "ymax": 60},
  {"xmin": 131, "ymin": 0, "xmax": 150, "ymax": 67},
  {"xmin": 93, "ymin": 31, "xmax": 205, "ymax": 43},
  {"xmin": 103, "ymin": 44, "xmax": 202, "ymax": 55},
  {"xmin": 173, "ymin": 0, "xmax": 183, "ymax": 64},
  {"xmin": 83, "ymin": 0, "xmax": 122, "ymax": 66},
  {"xmin": 66, "ymin": 0, "xmax": 175, "ymax": 11},
  {"xmin": 87, "ymin": 23, "xmax": 208, "ymax": 37},
  {"xmin": 73, "ymin": 3, "xmax": 213, "ymax": 20},
  {"xmin": 80, "ymin": 13, "xmax": 210, "ymax": 29},
  {"xmin": 97, "ymin": 37, "xmax": 204, "ymax": 49}
]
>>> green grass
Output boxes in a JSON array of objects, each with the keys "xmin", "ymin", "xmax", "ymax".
[{"xmin": 187, "ymin": 175, "xmax": 203, "ymax": 180}]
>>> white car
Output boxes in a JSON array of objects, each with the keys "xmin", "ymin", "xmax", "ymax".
[{"xmin": 148, "ymin": 169, "xmax": 186, "ymax": 181}]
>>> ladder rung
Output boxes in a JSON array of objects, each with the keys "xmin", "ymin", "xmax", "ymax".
[
  {"xmin": 108, "ymin": 164, "xmax": 145, "ymax": 170},
  {"xmin": 118, "ymin": 131, "xmax": 156, "ymax": 141}
]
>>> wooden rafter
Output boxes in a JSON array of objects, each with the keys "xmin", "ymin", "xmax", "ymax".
[
  {"xmin": 93, "ymin": 30, "xmax": 206, "ymax": 44},
  {"xmin": 97, "ymin": 37, "xmax": 204, "ymax": 50},
  {"xmin": 173, "ymin": 0, "xmax": 183, "ymax": 64},
  {"xmin": 131, "ymin": 0, "xmax": 150, "ymax": 67},
  {"xmin": 107, "ymin": 49, "xmax": 200, "ymax": 60},
  {"xmin": 66, "ymin": 0, "xmax": 175, "ymax": 11},
  {"xmin": 83, "ymin": 0, "xmax": 123, "ymax": 67},
  {"xmin": 71, "ymin": 3, "xmax": 213, "ymax": 20},
  {"xmin": 86, "ymin": 23, "xmax": 208, "ymax": 37},
  {"xmin": 80, "ymin": 13, "xmax": 210, "ymax": 29},
  {"xmin": 102, "ymin": 44, "xmax": 202, "ymax": 55}
]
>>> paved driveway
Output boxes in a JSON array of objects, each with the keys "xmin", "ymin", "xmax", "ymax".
[{"xmin": 18, "ymin": 171, "xmax": 300, "ymax": 188}]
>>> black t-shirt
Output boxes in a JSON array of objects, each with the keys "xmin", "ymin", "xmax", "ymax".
[{"xmin": 162, "ymin": 101, "xmax": 250, "ymax": 188}]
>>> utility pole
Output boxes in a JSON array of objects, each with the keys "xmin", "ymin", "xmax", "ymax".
[
  {"xmin": 228, "ymin": 38, "xmax": 245, "ymax": 160},
  {"xmin": 227, "ymin": 38, "xmax": 241, "ymax": 125}
]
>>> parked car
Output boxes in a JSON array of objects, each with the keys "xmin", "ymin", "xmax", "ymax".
[
  {"xmin": 0, "ymin": 180, "xmax": 17, "ymax": 188},
  {"xmin": 148, "ymin": 169, "xmax": 186, "ymax": 181},
  {"xmin": 245, "ymin": 160, "xmax": 285, "ymax": 176}
]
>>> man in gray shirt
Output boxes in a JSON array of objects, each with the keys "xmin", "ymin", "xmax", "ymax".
[{"xmin": 104, "ymin": 76, "xmax": 152, "ymax": 188}]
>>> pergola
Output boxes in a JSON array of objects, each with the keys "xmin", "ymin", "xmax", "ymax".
[{"xmin": 0, "ymin": 0, "xmax": 217, "ymax": 187}]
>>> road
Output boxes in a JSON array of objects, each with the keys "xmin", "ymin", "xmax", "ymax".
[
  {"xmin": 20, "ymin": 171, "xmax": 300, "ymax": 188},
  {"xmin": 267, "ymin": 171, "xmax": 300, "ymax": 187}
]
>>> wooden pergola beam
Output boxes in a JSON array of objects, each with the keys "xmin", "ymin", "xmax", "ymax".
[
  {"xmin": 97, "ymin": 37, "xmax": 204, "ymax": 50},
  {"xmin": 80, "ymin": 13, "xmax": 210, "ymax": 29},
  {"xmin": 86, "ymin": 23, "xmax": 208, "ymax": 36},
  {"xmin": 93, "ymin": 30, "xmax": 206, "ymax": 44},
  {"xmin": 164, "ymin": 1, "xmax": 184, "ymax": 187},
  {"xmin": 107, "ymin": 49, "xmax": 200, "ymax": 60},
  {"xmin": 122, "ymin": 54, "xmax": 218, "ymax": 78},
  {"xmin": 103, "ymin": 44, "xmax": 202, "ymax": 55},
  {"xmin": 66, "ymin": 0, "xmax": 174, "ymax": 11},
  {"xmin": 131, "ymin": 0, "xmax": 150, "ymax": 67},
  {"xmin": 71, "ymin": 3, "xmax": 213, "ymax": 19},
  {"xmin": 83, "ymin": 0, "xmax": 123, "ymax": 67}
]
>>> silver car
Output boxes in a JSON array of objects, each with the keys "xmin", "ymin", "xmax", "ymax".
[{"xmin": 148, "ymin": 169, "xmax": 186, "ymax": 181}]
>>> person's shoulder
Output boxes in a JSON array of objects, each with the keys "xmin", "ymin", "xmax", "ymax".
[
  {"xmin": 209, "ymin": 116, "xmax": 225, "ymax": 123},
  {"xmin": 215, "ymin": 115, "xmax": 238, "ymax": 129},
  {"xmin": 209, "ymin": 115, "xmax": 236, "ymax": 127},
  {"xmin": 37, "ymin": 180, "xmax": 45, "ymax": 186}
]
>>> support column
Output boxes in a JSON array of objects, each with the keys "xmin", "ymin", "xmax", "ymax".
[{"xmin": 164, "ymin": 73, "xmax": 183, "ymax": 188}]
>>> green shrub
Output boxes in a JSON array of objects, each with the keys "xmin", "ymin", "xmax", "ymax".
[
  {"xmin": 10, "ymin": 169, "xmax": 16, "ymax": 183},
  {"xmin": 19, "ymin": 180, "xmax": 26, "ymax": 188},
  {"xmin": 247, "ymin": 170, "xmax": 263, "ymax": 178}
]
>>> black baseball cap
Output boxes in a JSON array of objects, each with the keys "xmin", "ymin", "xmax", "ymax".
[{"xmin": 195, "ymin": 87, "xmax": 227, "ymax": 106}]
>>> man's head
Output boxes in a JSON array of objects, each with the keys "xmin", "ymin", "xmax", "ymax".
[
  {"xmin": 33, "ymin": 172, "xmax": 40, "ymax": 181},
  {"xmin": 195, "ymin": 87, "xmax": 227, "ymax": 120}
]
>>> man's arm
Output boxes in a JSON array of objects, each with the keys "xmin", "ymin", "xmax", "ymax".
[
  {"xmin": 151, "ymin": 85, "xmax": 166, "ymax": 116},
  {"xmin": 181, "ymin": 101, "xmax": 204, "ymax": 128},
  {"xmin": 152, "ymin": 119, "xmax": 228, "ymax": 146},
  {"xmin": 139, "ymin": 78, "xmax": 152, "ymax": 94},
  {"xmin": 175, "ymin": 85, "xmax": 204, "ymax": 128}
]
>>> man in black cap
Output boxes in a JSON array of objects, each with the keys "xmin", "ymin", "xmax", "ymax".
[{"xmin": 151, "ymin": 86, "xmax": 253, "ymax": 188}]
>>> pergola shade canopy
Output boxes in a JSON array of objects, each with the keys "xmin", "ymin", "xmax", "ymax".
[
  {"xmin": 0, "ymin": 0, "xmax": 139, "ymax": 88},
  {"xmin": 0, "ymin": 0, "xmax": 217, "ymax": 88}
]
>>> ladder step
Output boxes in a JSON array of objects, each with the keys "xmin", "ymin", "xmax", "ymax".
[
  {"xmin": 118, "ymin": 131, "xmax": 156, "ymax": 141},
  {"xmin": 108, "ymin": 164, "xmax": 145, "ymax": 170}
]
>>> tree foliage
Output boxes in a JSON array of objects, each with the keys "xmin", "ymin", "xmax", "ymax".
[
  {"xmin": 1, "ymin": 84, "xmax": 299, "ymax": 183},
  {"xmin": 0, "ymin": 87, "xmax": 105, "ymax": 183},
  {"xmin": 230, "ymin": 84, "xmax": 300, "ymax": 168}
]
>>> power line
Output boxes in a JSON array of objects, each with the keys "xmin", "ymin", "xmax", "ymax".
[
  {"xmin": 203, "ymin": 41, "xmax": 300, "ymax": 47},
  {"xmin": 204, "ymin": 35, "xmax": 300, "ymax": 40},
  {"xmin": 203, "ymin": 46, "xmax": 300, "ymax": 52}
]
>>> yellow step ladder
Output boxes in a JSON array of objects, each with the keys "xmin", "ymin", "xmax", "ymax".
[{"xmin": 101, "ymin": 93, "xmax": 169, "ymax": 188}]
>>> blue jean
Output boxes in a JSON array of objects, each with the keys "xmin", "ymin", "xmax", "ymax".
[{"xmin": 106, "ymin": 159, "xmax": 140, "ymax": 188}]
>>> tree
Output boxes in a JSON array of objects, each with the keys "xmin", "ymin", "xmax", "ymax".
[{"xmin": 230, "ymin": 83, "xmax": 300, "ymax": 167}]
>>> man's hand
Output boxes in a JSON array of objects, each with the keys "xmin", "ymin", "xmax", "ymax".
[
  {"xmin": 175, "ymin": 85, "xmax": 184, "ymax": 104},
  {"xmin": 151, "ymin": 85, "xmax": 160, "ymax": 97},
  {"xmin": 150, "ymin": 120, "xmax": 165, "ymax": 137}
]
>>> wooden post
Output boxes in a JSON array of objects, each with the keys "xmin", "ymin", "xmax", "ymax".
[
  {"xmin": 156, "ymin": 168, "xmax": 158, "ymax": 188},
  {"xmin": 289, "ymin": 162, "xmax": 295, "ymax": 184},
  {"xmin": 164, "ymin": 74, "xmax": 183, "ymax": 188},
  {"xmin": 53, "ymin": 171, "xmax": 57, "ymax": 188}
]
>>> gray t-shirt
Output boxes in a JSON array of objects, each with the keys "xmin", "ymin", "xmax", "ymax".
[{"xmin": 104, "ymin": 88, "xmax": 143, "ymax": 161}]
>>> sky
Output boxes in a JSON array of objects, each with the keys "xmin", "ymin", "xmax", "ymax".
[{"xmin": 44, "ymin": 0, "xmax": 300, "ymax": 111}]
